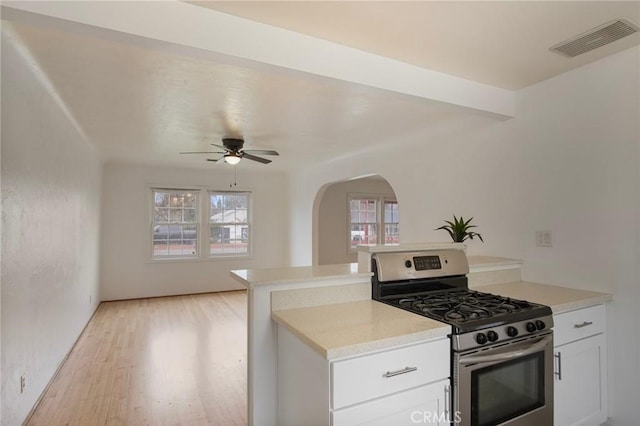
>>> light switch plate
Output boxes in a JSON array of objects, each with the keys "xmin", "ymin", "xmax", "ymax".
[{"xmin": 535, "ymin": 230, "xmax": 552, "ymax": 247}]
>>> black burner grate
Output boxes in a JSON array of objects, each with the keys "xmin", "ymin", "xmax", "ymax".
[{"xmin": 395, "ymin": 290, "xmax": 535, "ymax": 326}]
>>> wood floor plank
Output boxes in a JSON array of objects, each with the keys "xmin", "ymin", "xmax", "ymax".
[{"xmin": 26, "ymin": 291, "xmax": 248, "ymax": 426}]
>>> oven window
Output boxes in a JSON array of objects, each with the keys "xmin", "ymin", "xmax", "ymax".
[{"xmin": 471, "ymin": 352, "xmax": 544, "ymax": 426}]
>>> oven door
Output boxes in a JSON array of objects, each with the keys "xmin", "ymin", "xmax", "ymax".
[{"xmin": 454, "ymin": 332, "xmax": 553, "ymax": 426}]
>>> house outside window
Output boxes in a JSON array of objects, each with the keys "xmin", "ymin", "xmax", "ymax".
[
  {"xmin": 151, "ymin": 188, "xmax": 250, "ymax": 260},
  {"xmin": 349, "ymin": 195, "xmax": 399, "ymax": 251},
  {"xmin": 209, "ymin": 192, "xmax": 250, "ymax": 256}
]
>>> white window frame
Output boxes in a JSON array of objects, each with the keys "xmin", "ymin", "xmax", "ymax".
[
  {"xmin": 348, "ymin": 193, "xmax": 399, "ymax": 253},
  {"xmin": 150, "ymin": 187, "xmax": 252, "ymax": 261}
]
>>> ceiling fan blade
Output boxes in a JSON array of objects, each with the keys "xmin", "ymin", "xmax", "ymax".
[
  {"xmin": 180, "ymin": 151, "xmax": 225, "ymax": 154},
  {"xmin": 243, "ymin": 149, "xmax": 279, "ymax": 156},
  {"xmin": 242, "ymin": 153, "xmax": 272, "ymax": 164},
  {"xmin": 211, "ymin": 143, "xmax": 228, "ymax": 150},
  {"xmin": 206, "ymin": 157, "xmax": 225, "ymax": 163}
]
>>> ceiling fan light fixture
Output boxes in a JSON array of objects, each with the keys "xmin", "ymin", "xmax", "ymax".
[{"xmin": 224, "ymin": 153, "xmax": 241, "ymax": 165}]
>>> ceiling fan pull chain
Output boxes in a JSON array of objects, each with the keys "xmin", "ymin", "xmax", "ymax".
[{"xmin": 230, "ymin": 165, "xmax": 237, "ymax": 187}]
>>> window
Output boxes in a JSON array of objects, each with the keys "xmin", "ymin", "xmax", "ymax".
[
  {"xmin": 209, "ymin": 192, "xmax": 250, "ymax": 256},
  {"xmin": 384, "ymin": 200, "xmax": 400, "ymax": 244},
  {"xmin": 152, "ymin": 189, "xmax": 199, "ymax": 258},
  {"xmin": 151, "ymin": 188, "xmax": 251, "ymax": 259},
  {"xmin": 349, "ymin": 198, "xmax": 378, "ymax": 249},
  {"xmin": 349, "ymin": 195, "xmax": 399, "ymax": 250}
]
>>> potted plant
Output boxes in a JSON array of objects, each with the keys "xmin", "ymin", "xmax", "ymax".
[{"xmin": 436, "ymin": 215, "xmax": 484, "ymax": 243}]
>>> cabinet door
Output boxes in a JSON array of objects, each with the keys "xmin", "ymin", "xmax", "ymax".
[
  {"xmin": 554, "ymin": 334, "xmax": 607, "ymax": 426},
  {"xmin": 332, "ymin": 379, "xmax": 451, "ymax": 426}
]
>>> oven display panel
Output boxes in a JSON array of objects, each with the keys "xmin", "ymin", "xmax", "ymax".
[{"xmin": 413, "ymin": 255, "xmax": 442, "ymax": 270}]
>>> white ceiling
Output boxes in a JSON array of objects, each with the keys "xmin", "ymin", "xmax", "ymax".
[
  {"xmin": 2, "ymin": 1, "xmax": 639, "ymax": 172},
  {"xmin": 194, "ymin": 1, "xmax": 640, "ymax": 90}
]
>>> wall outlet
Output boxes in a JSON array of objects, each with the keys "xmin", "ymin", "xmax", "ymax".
[
  {"xmin": 20, "ymin": 375, "xmax": 26, "ymax": 394},
  {"xmin": 535, "ymin": 230, "xmax": 553, "ymax": 247}
]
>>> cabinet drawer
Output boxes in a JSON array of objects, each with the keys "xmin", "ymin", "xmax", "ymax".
[
  {"xmin": 332, "ymin": 379, "xmax": 449, "ymax": 426},
  {"xmin": 331, "ymin": 338, "xmax": 449, "ymax": 410},
  {"xmin": 554, "ymin": 304, "xmax": 605, "ymax": 347}
]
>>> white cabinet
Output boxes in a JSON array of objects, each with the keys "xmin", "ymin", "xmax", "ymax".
[
  {"xmin": 553, "ymin": 304, "xmax": 608, "ymax": 426},
  {"xmin": 276, "ymin": 326, "xmax": 450, "ymax": 426}
]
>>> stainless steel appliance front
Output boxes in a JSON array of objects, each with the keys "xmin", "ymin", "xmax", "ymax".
[{"xmin": 453, "ymin": 332, "xmax": 554, "ymax": 426}]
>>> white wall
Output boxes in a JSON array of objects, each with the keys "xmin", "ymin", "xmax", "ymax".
[
  {"xmin": 100, "ymin": 162, "xmax": 289, "ymax": 300},
  {"xmin": 1, "ymin": 35, "xmax": 103, "ymax": 425},
  {"xmin": 317, "ymin": 177, "xmax": 395, "ymax": 265},
  {"xmin": 515, "ymin": 47, "xmax": 639, "ymax": 426},
  {"xmin": 289, "ymin": 47, "xmax": 640, "ymax": 424}
]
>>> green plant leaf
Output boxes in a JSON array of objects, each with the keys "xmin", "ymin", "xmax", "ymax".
[{"xmin": 436, "ymin": 215, "xmax": 484, "ymax": 243}]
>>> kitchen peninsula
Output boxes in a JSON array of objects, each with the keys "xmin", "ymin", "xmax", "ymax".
[{"xmin": 231, "ymin": 245, "xmax": 611, "ymax": 426}]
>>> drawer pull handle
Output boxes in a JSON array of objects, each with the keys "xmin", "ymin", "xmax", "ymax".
[
  {"xmin": 382, "ymin": 366, "xmax": 417, "ymax": 378},
  {"xmin": 574, "ymin": 321, "xmax": 593, "ymax": 329}
]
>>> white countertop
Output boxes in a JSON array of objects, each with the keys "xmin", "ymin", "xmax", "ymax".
[
  {"xmin": 231, "ymin": 263, "xmax": 371, "ymax": 288},
  {"xmin": 272, "ymin": 281, "xmax": 611, "ymax": 359},
  {"xmin": 272, "ymin": 300, "xmax": 450, "ymax": 359},
  {"xmin": 480, "ymin": 281, "xmax": 612, "ymax": 314}
]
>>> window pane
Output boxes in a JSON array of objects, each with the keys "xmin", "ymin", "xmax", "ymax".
[
  {"xmin": 183, "ymin": 208, "xmax": 196, "ymax": 222},
  {"xmin": 384, "ymin": 201, "xmax": 399, "ymax": 223},
  {"xmin": 170, "ymin": 193, "xmax": 183, "ymax": 208},
  {"xmin": 155, "ymin": 193, "xmax": 169, "ymax": 207},
  {"xmin": 169, "ymin": 208, "xmax": 182, "ymax": 222},
  {"xmin": 350, "ymin": 224, "xmax": 378, "ymax": 248},
  {"xmin": 235, "ymin": 208, "xmax": 248, "ymax": 224},
  {"xmin": 154, "ymin": 207, "xmax": 168, "ymax": 223},
  {"xmin": 210, "ymin": 225, "xmax": 249, "ymax": 255},
  {"xmin": 183, "ymin": 193, "xmax": 197, "ymax": 208},
  {"xmin": 385, "ymin": 224, "xmax": 400, "ymax": 244}
]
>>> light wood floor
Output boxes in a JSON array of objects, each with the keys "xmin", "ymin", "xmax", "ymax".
[{"xmin": 27, "ymin": 291, "xmax": 248, "ymax": 426}]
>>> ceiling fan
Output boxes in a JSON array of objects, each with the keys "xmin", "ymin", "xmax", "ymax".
[{"xmin": 180, "ymin": 138, "xmax": 279, "ymax": 165}]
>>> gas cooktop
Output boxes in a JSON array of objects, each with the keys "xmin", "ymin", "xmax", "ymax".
[{"xmin": 383, "ymin": 288, "xmax": 552, "ymax": 333}]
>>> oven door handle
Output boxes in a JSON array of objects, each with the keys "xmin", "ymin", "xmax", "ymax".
[{"xmin": 459, "ymin": 335, "xmax": 552, "ymax": 365}]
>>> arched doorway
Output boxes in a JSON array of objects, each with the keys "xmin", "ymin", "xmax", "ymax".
[{"xmin": 313, "ymin": 175, "xmax": 399, "ymax": 265}]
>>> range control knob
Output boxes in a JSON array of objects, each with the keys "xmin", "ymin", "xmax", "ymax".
[
  {"xmin": 526, "ymin": 322, "xmax": 537, "ymax": 333},
  {"xmin": 506, "ymin": 326, "xmax": 519, "ymax": 337},
  {"xmin": 404, "ymin": 260, "xmax": 413, "ymax": 268},
  {"xmin": 535, "ymin": 320, "xmax": 546, "ymax": 331},
  {"xmin": 487, "ymin": 330, "xmax": 499, "ymax": 342},
  {"xmin": 475, "ymin": 333, "xmax": 488, "ymax": 345}
]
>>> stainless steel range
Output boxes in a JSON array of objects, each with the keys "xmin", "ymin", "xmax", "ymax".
[{"xmin": 371, "ymin": 249, "xmax": 554, "ymax": 426}]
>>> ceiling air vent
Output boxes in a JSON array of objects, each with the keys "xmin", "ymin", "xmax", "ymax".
[{"xmin": 550, "ymin": 18, "xmax": 640, "ymax": 57}]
